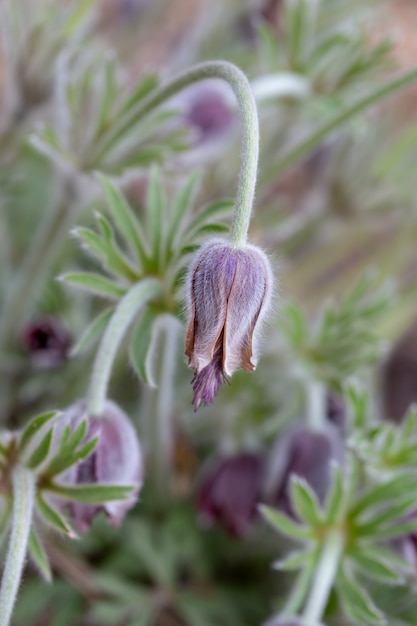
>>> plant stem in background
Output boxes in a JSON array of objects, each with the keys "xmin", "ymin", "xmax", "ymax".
[
  {"xmin": 87, "ymin": 279, "xmax": 161, "ymax": 417},
  {"xmin": 146, "ymin": 315, "xmax": 181, "ymax": 499},
  {"xmin": 0, "ymin": 176, "xmax": 79, "ymax": 350},
  {"xmin": 0, "ymin": 465, "xmax": 35, "ymax": 626},
  {"xmin": 89, "ymin": 61, "xmax": 259, "ymax": 248},
  {"xmin": 302, "ymin": 531, "xmax": 344, "ymax": 625},
  {"xmin": 306, "ymin": 379, "xmax": 326, "ymax": 432},
  {"xmin": 261, "ymin": 64, "xmax": 417, "ymax": 187}
]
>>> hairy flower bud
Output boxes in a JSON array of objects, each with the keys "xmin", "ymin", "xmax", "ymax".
[
  {"xmin": 186, "ymin": 239, "xmax": 273, "ymax": 409},
  {"xmin": 265, "ymin": 424, "xmax": 342, "ymax": 518},
  {"xmin": 197, "ymin": 453, "xmax": 264, "ymax": 536},
  {"xmin": 60, "ymin": 400, "xmax": 143, "ymax": 533}
]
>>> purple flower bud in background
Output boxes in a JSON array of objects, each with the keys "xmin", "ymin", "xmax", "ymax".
[
  {"xmin": 185, "ymin": 239, "xmax": 273, "ymax": 410},
  {"xmin": 186, "ymin": 86, "xmax": 234, "ymax": 144},
  {"xmin": 60, "ymin": 400, "xmax": 143, "ymax": 533},
  {"xmin": 197, "ymin": 453, "xmax": 264, "ymax": 536},
  {"xmin": 21, "ymin": 316, "xmax": 71, "ymax": 368},
  {"xmin": 380, "ymin": 318, "xmax": 417, "ymax": 422},
  {"xmin": 264, "ymin": 424, "xmax": 342, "ymax": 518},
  {"xmin": 326, "ymin": 390, "xmax": 347, "ymax": 434}
]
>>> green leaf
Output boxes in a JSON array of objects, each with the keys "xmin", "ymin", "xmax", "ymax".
[
  {"xmin": 36, "ymin": 493, "xmax": 75, "ymax": 537},
  {"xmin": 47, "ymin": 483, "xmax": 134, "ymax": 504},
  {"xmin": 274, "ymin": 547, "xmax": 316, "ymax": 571},
  {"xmin": 355, "ymin": 495, "xmax": 417, "ymax": 536},
  {"xmin": 146, "ymin": 167, "xmax": 165, "ymax": 269},
  {"xmin": 129, "ymin": 306, "xmax": 159, "ymax": 387},
  {"xmin": 44, "ymin": 435, "xmax": 98, "ymax": 478},
  {"xmin": 166, "ymin": 170, "xmax": 202, "ymax": 254},
  {"xmin": 290, "ymin": 477, "xmax": 322, "ymax": 526},
  {"xmin": 118, "ymin": 74, "xmax": 159, "ymax": 118},
  {"xmin": 337, "ymin": 565, "xmax": 385, "ymax": 625},
  {"xmin": 19, "ymin": 411, "xmax": 57, "ymax": 452},
  {"xmin": 61, "ymin": 272, "xmax": 127, "ymax": 300},
  {"xmin": 28, "ymin": 528, "xmax": 52, "ymax": 583},
  {"xmin": 75, "ymin": 225, "xmax": 139, "ymax": 282},
  {"xmin": 0, "ymin": 497, "xmax": 11, "ymax": 550},
  {"xmin": 70, "ymin": 307, "xmax": 114, "ymax": 356},
  {"xmin": 325, "ymin": 464, "xmax": 345, "ymax": 523},
  {"xmin": 27, "ymin": 427, "xmax": 53, "ymax": 469},
  {"xmin": 259, "ymin": 505, "xmax": 311, "ymax": 541},
  {"xmin": 183, "ymin": 199, "xmax": 233, "ymax": 242},
  {"xmin": 349, "ymin": 549, "xmax": 404, "ymax": 585},
  {"xmin": 98, "ymin": 174, "xmax": 148, "ymax": 266},
  {"xmin": 351, "ymin": 475, "xmax": 417, "ymax": 516}
]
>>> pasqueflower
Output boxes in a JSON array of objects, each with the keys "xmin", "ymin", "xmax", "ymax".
[
  {"xmin": 185, "ymin": 239, "xmax": 273, "ymax": 409},
  {"xmin": 265, "ymin": 423, "xmax": 342, "ymax": 518},
  {"xmin": 197, "ymin": 453, "xmax": 264, "ymax": 536},
  {"xmin": 59, "ymin": 399, "xmax": 143, "ymax": 533}
]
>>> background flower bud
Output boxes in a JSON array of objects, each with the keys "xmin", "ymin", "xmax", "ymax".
[
  {"xmin": 21, "ymin": 316, "xmax": 71, "ymax": 369},
  {"xmin": 381, "ymin": 317, "xmax": 417, "ymax": 422},
  {"xmin": 60, "ymin": 399, "xmax": 143, "ymax": 533},
  {"xmin": 197, "ymin": 452, "xmax": 264, "ymax": 536},
  {"xmin": 264, "ymin": 423, "xmax": 342, "ymax": 517}
]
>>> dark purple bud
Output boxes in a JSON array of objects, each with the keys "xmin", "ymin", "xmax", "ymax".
[
  {"xmin": 185, "ymin": 239, "xmax": 273, "ymax": 409},
  {"xmin": 59, "ymin": 400, "xmax": 143, "ymax": 533},
  {"xmin": 265, "ymin": 424, "xmax": 342, "ymax": 517},
  {"xmin": 185, "ymin": 87, "xmax": 234, "ymax": 143},
  {"xmin": 381, "ymin": 319, "xmax": 417, "ymax": 422},
  {"xmin": 21, "ymin": 316, "xmax": 71, "ymax": 369},
  {"xmin": 326, "ymin": 391, "xmax": 347, "ymax": 434},
  {"xmin": 197, "ymin": 453, "xmax": 264, "ymax": 536}
]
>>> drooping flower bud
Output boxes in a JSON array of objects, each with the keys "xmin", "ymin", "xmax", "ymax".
[
  {"xmin": 21, "ymin": 316, "xmax": 71, "ymax": 368},
  {"xmin": 60, "ymin": 400, "xmax": 143, "ymax": 533},
  {"xmin": 197, "ymin": 453, "xmax": 264, "ymax": 536},
  {"xmin": 265, "ymin": 424, "xmax": 342, "ymax": 518},
  {"xmin": 185, "ymin": 239, "xmax": 273, "ymax": 410}
]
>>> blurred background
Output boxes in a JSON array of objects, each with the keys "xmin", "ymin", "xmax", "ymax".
[{"xmin": 2, "ymin": 0, "xmax": 417, "ymax": 625}]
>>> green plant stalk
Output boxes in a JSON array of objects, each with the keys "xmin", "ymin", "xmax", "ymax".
[
  {"xmin": 147, "ymin": 315, "xmax": 181, "ymax": 499},
  {"xmin": 302, "ymin": 531, "xmax": 344, "ymax": 625},
  {"xmin": 0, "ymin": 465, "xmax": 35, "ymax": 626},
  {"xmin": 0, "ymin": 178, "xmax": 79, "ymax": 350},
  {"xmin": 261, "ymin": 64, "xmax": 417, "ymax": 186},
  {"xmin": 87, "ymin": 278, "xmax": 161, "ymax": 416},
  {"xmin": 89, "ymin": 61, "xmax": 259, "ymax": 248},
  {"xmin": 306, "ymin": 379, "xmax": 326, "ymax": 432}
]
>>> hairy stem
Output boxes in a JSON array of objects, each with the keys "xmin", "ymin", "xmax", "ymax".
[
  {"xmin": 148, "ymin": 315, "xmax": 181, "ymax": 498},
  {"xmin": 0, "ymin": 465, "xmax": 35, "ymax": 626},
  {"xmin": 302, "ymin": 531, "xmax": 344, "ymax": 625},
  {"xmin": 89, "ymin": 61, "xmax": 259, "ymax": 248},
  {"xmin": 87, "ymin": 279, "xmax": 161, "ymax": 416},
  {"xmin": 306, "ymin": 379, "xmax": 326, "ymax": 432}
]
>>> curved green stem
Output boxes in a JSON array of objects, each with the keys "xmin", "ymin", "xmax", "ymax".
[
  {"xmin": 87, "ymin": 279, "xmax": 161, "ymax": 416},
  {"xmin": 261, "ymin": 64, "xmax": 417, "ymax": 186},
  {"xmin": 89, "ymin": 61, "xmax": 259, "ymax": 248},
  {"xmin": 0, "ymin": 465, "xmax": 35, "ymax": 626},
  {"xmin": 302, "ymin": 531, "xmax": 344, "ymax": 625}
]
